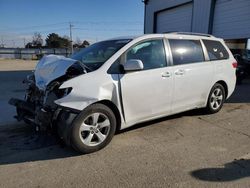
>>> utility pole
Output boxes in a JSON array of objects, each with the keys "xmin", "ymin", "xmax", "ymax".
[
  {"xmin": 69, "ymin": 22, "xmax": 74, "ymax": 54},
  {"xmin": 0, "ymin": 36, "xmax": 4, "ymax": 48},
  {"xmin": 23, "ymin": 38, "xmax": 26, "ymax": 48},
  {"xmin": 12, "ymin": 40, "xmax": 15, "ymax": 48}
]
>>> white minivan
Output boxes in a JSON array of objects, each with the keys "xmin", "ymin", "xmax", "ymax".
[{"xmin": 10, "ymin": 33, "xmax": 237, "ymax": 153}]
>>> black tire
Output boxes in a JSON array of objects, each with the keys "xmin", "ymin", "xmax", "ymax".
[
  {"xmin": 71, "ymin": 103, "xmax": 116, "ymax": 154},
  {"xmin": 205, "ymin": 83, "xmax": 226, "ymax": 114}
]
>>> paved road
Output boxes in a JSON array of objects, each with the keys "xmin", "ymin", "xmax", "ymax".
[
  {"xmin": 0, "ymin": 70, "xmax": 32, "ymax": 125},
  {"xmin": 0, "ymin": 61, "xmax": 250, "ymax": 188},
  {"xmin": 0, "ymin": 59, "xmax": 36, "ymax": 125}
]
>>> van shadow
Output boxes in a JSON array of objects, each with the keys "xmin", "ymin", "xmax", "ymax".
[
  {"xmin": 191, "ymin": 159, "xmax": 250, "ymax": 182},
  {"xmin": 0, "ymin": 110, "xmax": 194, "ymax": 166},
  {"xmin": 0, "ymin": 123, "xmax": 78, "ymax": 165},
  {"xmin": 226, "ymin": 78, "xmax": 250, "ymax": 103}
]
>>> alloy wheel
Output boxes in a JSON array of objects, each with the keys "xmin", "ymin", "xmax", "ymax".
[
  {"xmin": 210, "ymin": 88, "xmax": 224, "ymax": 110},
  {"xmin": 79, "ymin": 112, "xmax": 111, "ymax": 147}
]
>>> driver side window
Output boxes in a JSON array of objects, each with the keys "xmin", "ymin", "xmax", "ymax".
[{"xmin": 125, "ymin": 39, "xmax": 167, "ymax": 70}]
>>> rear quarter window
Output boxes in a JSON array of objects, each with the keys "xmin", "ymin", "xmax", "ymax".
[{"xmin": 203, "ymin": 40, "xmax": 229, "ymax": 61}]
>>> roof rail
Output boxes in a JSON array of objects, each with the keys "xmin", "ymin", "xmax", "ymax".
[{"xmin": 166, "ymin": 32, "xmax": 214, "ymax": 38}]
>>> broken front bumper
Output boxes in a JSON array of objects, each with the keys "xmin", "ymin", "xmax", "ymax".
[
  {"xmin": 9, "ymin": 98, "xmax": 35, "ymax": 123},
  {"xmin": 9, "ymin": 98, "xmax": 79, "ymax": 145},
  {"xmin": 9, "ymin": 98, "xmax": 57, "ymax": 130}
]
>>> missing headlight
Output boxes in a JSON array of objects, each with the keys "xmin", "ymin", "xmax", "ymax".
[{"xmin": 56, "ymin": 87, "xmax": 72, "ymax": 98}]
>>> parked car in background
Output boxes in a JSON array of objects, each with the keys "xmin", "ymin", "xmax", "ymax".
[
  {"xmin": 233, "ymin": 54, "xmax": 247, "ymax": 84},
  {"xmin": 9, "ymin": 33, "xmax": 236, "ymax": 154},
  {"xmin": 231, "ymin": 49, "xmax": 250, "ymax": 84},
  {"xmin": 241, "ymin": 50, "xmax": 250, "ymax": 74}
]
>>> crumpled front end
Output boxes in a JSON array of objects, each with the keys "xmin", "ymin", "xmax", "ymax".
[{"xmin": 9, "ymin": 55, "xmax": 86, "ymax": 131}]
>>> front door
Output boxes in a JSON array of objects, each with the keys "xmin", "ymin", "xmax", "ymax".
[{"xmin": 119, "ymin": 39, "xmax": 174, "ymax": 125}]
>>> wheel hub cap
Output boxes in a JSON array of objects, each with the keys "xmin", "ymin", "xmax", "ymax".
[
  {"xmin": 79, "ymin": 112, "xmax": 111, "ymax": 147},
  {"xmin": 210, "ymin": 88, "xmax": 223, "ymax": 110}
]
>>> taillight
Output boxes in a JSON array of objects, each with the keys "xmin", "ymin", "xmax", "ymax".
[{"xmin": 232, "ymin": 61, "xmax": 238, "ymax": 68}]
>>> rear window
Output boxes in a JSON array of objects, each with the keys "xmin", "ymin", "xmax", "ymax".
[
  {"xmin": 169, "ymin": 39, "xmax": 204, "ymax": 65},
  {"xmin": 203, "ymin": 40, "xmax": 229, "ymax": 61}
]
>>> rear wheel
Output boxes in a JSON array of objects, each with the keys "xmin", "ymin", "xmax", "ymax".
[
  {"xmin": 205, "ymin": 83, "xmax": 225, "ymax": 114},
  {"xmin": 71, "ymin": 103, "xmax": 116, "ymax": 154}
]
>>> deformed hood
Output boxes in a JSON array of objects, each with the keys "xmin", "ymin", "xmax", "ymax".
[{"xmin": 34, "ymin": 55, "xmax": 77, "ymax": 90}]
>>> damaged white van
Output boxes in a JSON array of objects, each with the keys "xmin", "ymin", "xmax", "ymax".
[{"xmin": 9, "ymin": 33, "xmax": 237, "ymax": 153}]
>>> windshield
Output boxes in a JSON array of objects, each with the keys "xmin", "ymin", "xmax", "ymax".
[{"xmin": 71, "ymin": 39, "xmax": 131, "ymax": 71}]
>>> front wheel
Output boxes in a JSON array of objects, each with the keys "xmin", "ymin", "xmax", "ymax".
[
  {"xmin": 205, "ymin": 83, "xmax": 226, "ymax": 114},
  {"xmin": 71, "ymin": 103, "xmax": 116, "ymax": 154}
]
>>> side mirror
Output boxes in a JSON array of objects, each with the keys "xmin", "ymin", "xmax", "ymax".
[{"xmin": 123, "ymin": 59, "xmax": 144, "ymax": 71}]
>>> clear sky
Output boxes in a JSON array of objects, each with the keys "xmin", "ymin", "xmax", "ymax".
[{"xmin": 0, "ymin": 0, "xmax": 144, "ymax": 47}]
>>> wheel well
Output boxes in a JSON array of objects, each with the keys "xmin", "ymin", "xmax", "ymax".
[
  {"xmin": 216, "ymin": 80, "xmax": 228, "ymax": 98},
  {"xmin": 95, "ymin": 100, "xmax": 121, "ymax": 133}
]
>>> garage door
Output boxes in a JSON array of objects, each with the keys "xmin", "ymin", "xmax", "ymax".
[
  {"xmin": 213, "ymin": 0, "xmax": 250, "ymax": 39},
  {"xmin": 155, "ymin": 3, "xmax": 193, "ymax": 33}
]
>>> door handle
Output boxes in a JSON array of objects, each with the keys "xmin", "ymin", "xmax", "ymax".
[
  {"xmin": 161, "ymin": 72, "xmax": 171, "ymax": 78},
  {"xmin": 174, "ymin": 69, "xmax": 185, "ymax": 75}
]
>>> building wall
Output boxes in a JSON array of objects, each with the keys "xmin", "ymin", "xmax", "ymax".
[
  {"xmin": 144, "ymin": 0, "xmax": 193, "ymax": 33},
  {"xmin": 212, "ymin": 0, "xmax": 250, "ymax": 39},
  {"xmin": 144, "ymin": 0, "xmax": 250, "ymax": 40},
  {"xmin": 191, "ymin": 0, "xmax": 213, "ymax": 33}
]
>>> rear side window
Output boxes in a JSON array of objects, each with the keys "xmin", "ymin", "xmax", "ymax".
[
  {"xmin": 169, "ymin": 39, "xmax": 204, "ymax": 65},
  {"xmin": 203, "ymin": 40, "xmax": 229, "ymax": 60}
]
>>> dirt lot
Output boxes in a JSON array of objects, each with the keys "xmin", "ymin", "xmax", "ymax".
[
  {"xmin": 0, "ymin": 59, "xmax": 37, "ymax": 71},
  {"xmin": 0, "ymin": 60, "xmax": 250, "ymax": 188}
]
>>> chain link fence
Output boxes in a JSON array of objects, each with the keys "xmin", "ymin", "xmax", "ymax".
[{"xmin": 0, "ymin": 48, "xmax": 79, "ymax": 60}]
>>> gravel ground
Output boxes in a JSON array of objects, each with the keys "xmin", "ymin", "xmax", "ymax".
[
  {"xmin": 0, "ymin": 59, "xmax": 249, "ymax": 188},
  {"xmin": 0, "ymin": 59, "xmax": 37, "ymax": 71}
]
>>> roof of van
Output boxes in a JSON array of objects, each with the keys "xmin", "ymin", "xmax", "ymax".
[{"xmin": 108, "ymin": 32, "xmax": 220, "ymax": 42}]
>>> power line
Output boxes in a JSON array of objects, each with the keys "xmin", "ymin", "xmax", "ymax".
[
  {"xmin": 1, "ymin": 25, "xmax": 143, "ymax": 40},
  {"xmin": 0, "ymin": 20, "xmax": 144, "ymax": 48},
  {"xmin": 0, "ymin": 22, "xmax": 68, "ymax": 31},
  {"xmin": 74, "ymin": 28, "xmax": 142, "ymax": 32},
  {"xmin": 0, "ymin": 21, "xmax": 143, "ymax": 32},
  {"xmin": 3, "ymin": 28, "xmax": 69, "ymax": 36},
  {"xmin": 74, "ymin": 21, "xmax": 143, "ymax": 25}
]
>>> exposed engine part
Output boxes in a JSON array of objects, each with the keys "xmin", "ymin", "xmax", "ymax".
[{"xmin": 9, "ymin": 60, "xmax": 85, "ymax": 131}]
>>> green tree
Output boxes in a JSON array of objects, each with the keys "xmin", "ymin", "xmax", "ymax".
[
  {"xmin": 25, "ymin": 42, "xmax": 33, "ymax": 48},
  {"xmin": 45, "ymin": 33, "xmax": 71, "ymax": 48},
  {"xmin": 82, "ymin": 40, "xmax": 90, "ymax": 47},
  {"xmin": 73, "ymin": 39, "xmax": 90, "ymax": 48}
]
